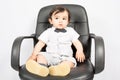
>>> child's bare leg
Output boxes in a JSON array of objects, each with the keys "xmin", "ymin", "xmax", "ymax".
[
  {"xmin": 37, "ymin": 54, "xmax": 48, "ymax": 65},
  {"xmin": 26, "ymin": 54, "xmax": 49, "ymax": 77},
  {"xmin": 49, "ymin": 61, "xmax": 74, "ymax": 76},
  {"xmin": 60, "ymin": 61, "xmax": 75, "ymax": 68}
]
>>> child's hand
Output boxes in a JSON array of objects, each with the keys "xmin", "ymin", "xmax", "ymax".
[{"xmin": 75, "ymin": 51, "xmax": 85, "ymax": 62}]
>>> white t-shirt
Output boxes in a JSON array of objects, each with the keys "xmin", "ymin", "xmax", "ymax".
[{"xmin": 38, "ymin": 27, "xmax": 80, "ymax": 57}]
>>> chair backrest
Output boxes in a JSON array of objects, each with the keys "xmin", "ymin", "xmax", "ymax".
[{"xmin": 35, "ymin": 4, "xmax": 91, "ymax": 59}]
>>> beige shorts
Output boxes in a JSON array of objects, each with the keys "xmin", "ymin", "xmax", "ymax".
[{"xmin": 38, "ymin": 52, "xmax": 77, "ymax": 67}]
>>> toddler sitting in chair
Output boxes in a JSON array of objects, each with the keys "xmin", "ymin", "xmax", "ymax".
[{"xmin": 26, "ymin": 6, "xmax": 85, "ymax": 77}]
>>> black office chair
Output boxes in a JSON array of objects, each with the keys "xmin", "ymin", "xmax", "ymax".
[{"xmin": 11, "ymin": 4, "xmax": 105, "ymax": 80}]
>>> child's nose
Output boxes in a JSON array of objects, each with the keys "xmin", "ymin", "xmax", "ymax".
[{"xmin": 59, "ymin": 19, "xmax": 62, "ymax": 23}]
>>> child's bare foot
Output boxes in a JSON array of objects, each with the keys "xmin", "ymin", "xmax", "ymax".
[
  {"xmin": 49, "ymin": 63, "xmax": 70, "ymax": 76},
  {"xmin": 26, "ymin": 60, "xmax": 49, "ymax": 77}
]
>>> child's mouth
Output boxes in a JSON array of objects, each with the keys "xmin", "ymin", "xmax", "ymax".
[{"xmin": 59, "ymin": 24, "xmax": 62, "ymax": 26}]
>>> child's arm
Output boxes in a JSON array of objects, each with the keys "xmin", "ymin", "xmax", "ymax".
[
  {"xmin": 28, "ymin": 40, "xmax": 45, "ymax": 61},
  {"xmin": 73, "ymin": 40, "xmax": 85, "ymax": 62}
]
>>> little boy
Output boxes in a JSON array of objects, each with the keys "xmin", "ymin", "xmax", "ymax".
[{"xmin": 26, "ymin": 6, "xmax": 85, "ymax": 77}]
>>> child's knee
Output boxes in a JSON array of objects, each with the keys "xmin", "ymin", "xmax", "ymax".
[
  {"xmin": 37, "ymin": 54, "xmax": 44, "ymax": 58},
  {"xmin": 61, "ymin": 61, "xmax": 75, "ymax": 68},
  {"xmin": 37, "ymin": 54, "xmax": 48, "ymax": 64},
  {"xmin": 37, "ymin": 54, "xmax": 45, "ymax": 60}
]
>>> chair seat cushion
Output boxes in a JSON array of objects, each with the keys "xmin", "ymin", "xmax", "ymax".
[{"xmin": 19, "ymin": 60, "xmax": 94, "ymax": 80}]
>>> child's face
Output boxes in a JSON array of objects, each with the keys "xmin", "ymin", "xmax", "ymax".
[{"xmin": 49, "ymin": 11, "xmax": 69, "ymax": 29}]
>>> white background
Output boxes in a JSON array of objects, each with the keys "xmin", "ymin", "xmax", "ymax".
[{"xmin": 0, "ymin": 0, "xmax": 120, "ymax": 80}]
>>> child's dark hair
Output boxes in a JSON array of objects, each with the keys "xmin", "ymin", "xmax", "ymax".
[{"xmin": 49, "ymin": 6, "xmax": 71, "ymax": 21}]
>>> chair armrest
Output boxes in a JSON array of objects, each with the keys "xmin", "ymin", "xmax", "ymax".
[
  {"xmin": 90, "ymin": 33, "xmax": 105, "ymax": 74},
  {"xmin": 11, "ymin": 34, "xmax": 36, "ymax": 71}
]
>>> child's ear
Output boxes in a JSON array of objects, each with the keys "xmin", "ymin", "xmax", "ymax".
[{"xmin": 48, "ymin": 18, "xmax": 52, "ymax": 24}]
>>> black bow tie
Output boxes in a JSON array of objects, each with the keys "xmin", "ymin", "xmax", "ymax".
[{"xmin": 54, "ymin": 28, "xmax": 67, "ymax": 33}]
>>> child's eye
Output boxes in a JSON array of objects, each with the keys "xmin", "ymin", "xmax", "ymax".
[
  {"xmin": 63, "ymin": 18, "xmax": 66, "ymax": 20},
  {"xmin": 55, "ymin": 18, "xmax": 58, "ymax": 19}
]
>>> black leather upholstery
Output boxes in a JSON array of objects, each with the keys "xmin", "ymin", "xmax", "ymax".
[
  {"xmin": 19, "ymin": 60, "xmax": 93, "ymax": 80},
  {"xmin": 11, "ymin": 4, "xmax": 105, "ymax": 80}
]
